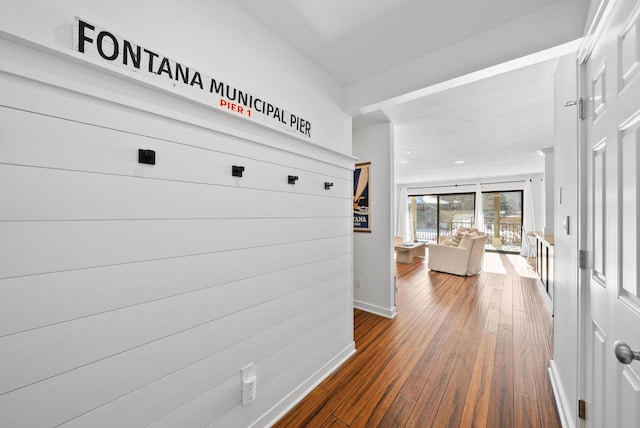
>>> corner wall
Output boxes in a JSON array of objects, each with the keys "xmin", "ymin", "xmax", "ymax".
[{"xmin": 353, "ymin": 122, "xmax": 396, "ymax": 318}]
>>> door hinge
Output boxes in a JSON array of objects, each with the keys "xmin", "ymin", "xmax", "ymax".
[
  {"xmin": 565, "ymin": 98, "xmax": 585, "ymax": 120},
  {"xmin": 579, "ymin": 250, "xmax": 588, "ymax": 269},
  {"xmin": 578, "ymin": 399, "xmax": 586, "ymax": 420}
]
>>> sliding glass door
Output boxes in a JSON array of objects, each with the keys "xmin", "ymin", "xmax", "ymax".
[
  {"xmin": 412, "ymin": 195, "xmax": 437, "ymax": 241},
  {"xmin": 411, "ymin": 193, "xmax": 475, "ymax": 242},
  {"xmin": 408, "ymin": 190, "xmax": 523, "ymax": 252},
  {"xmin": 480, "ymin": 190, "xmax": 523, "ymax": 251},
  {"xmin": 437, "ymin": 193, "xmax": 475, "ymax": 241}
]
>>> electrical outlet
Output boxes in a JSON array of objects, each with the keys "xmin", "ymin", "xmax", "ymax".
[
  {"xmin": 355, "ymin": 278, "xmax": 361, "ymax": 288},
  {"xmin": 241, "ymin": 363, "xmax": 255, "ymax": 382},
  {"xmin": 241, "ymin": 363, "xmax": 257, "ymax": 404}
]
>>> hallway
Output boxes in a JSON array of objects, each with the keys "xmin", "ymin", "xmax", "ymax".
[{"xmin": 275, "ymin": 252, "xmax": 560, "ymax": 427}]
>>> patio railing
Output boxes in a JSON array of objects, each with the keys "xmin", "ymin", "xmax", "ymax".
[{"xmin": 415, "ymin": 220, "xmax": 522, "ymax": 246}]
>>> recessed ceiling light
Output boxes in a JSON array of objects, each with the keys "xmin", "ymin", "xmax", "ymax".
[
  {"xmin": 405, "ymin": 149, "xmax": 413, "ymax": 154},
  {"xmin": 454, "ymin": 160, "xmax": 465, "ymax": 164}
]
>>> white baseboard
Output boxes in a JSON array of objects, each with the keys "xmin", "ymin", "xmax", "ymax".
[
  {"xmin": 259, "ymin": 342, "xmax": 356, "ymax": 428},
  {"xmin": 353, "ymin": 300, "xmax": 397, "ymax": 319},
  {"xmin": 549, "ymin": 360, "xmax": 574, "ymax": 428}
]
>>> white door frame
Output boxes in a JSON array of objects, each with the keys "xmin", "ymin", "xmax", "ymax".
[{"xmin": 576, "ymin": 0, "xmax": 617, "ymax": 426}]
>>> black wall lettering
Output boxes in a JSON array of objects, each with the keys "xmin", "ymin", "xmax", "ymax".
[
  {"xmin": 123, "ymin": 40, "xmax": 141, "ymax": 69},
  {"xmin": 238, "ymin": 91, "xmax": 249, "ymax": 107},
  {"xmin": 176, "ymin": 63, "xmax": 189, "ymax": 84},
  {"xmin": 143, "ymin": 48, "xmax": 159, "ymax": 73},
  {"xmin": 96, "ymin": 31, "xmax": 119, "ymax": 61},
  {"xmin": 74, "ymin": 19, "xmax": 313, "ymax": 139},
  {"xmin": 210, "ymin": 78, "xmax": 224, "ymax": 94},
  {"xmin": 225, "ymin": 86, "xmax": 237, "ymax": 101},
  {"xmin": 77, "ymin": 20, "xmax": 95, "ymax": 53},
  {"xmin": 157, "ymin": 57, "xmax": 173, "ymax": 79},
  {"xmin": 190, "ymin": 72, "xmax": 203, "ymax": 89}
]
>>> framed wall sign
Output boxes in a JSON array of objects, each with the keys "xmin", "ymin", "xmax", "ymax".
[{"xmin": 353, "ymin": 162, "xmax": 371, "ymax": 232}]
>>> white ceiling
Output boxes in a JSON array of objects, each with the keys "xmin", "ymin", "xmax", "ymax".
[
  {"xmin": 233, "ymin": 0, "xmax": 587, "ymax": 185},
  {"xmin": 389, "ymin": 59, "xmax": 557, "ymax": 184}
]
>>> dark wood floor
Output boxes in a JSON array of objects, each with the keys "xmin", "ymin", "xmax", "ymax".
[{"xmin": 274, "ymin": 252, "xmax": 560, "ymax": 427}]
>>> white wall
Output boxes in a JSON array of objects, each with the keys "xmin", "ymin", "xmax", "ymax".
[
  {"xmin": 549, "ymin": 52, "xmax": 579, "ymax": 428},
  {"xmin": 353, "ymin": 122, "xmax": 396, "ymax": 318},
  {"xmin": 0, "ymin": 2, "xmax": 354, "ymax": 427}
]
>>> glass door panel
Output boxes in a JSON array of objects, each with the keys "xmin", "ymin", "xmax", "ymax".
[
  {"xmin": 481, "ymin": 190, "xmax": 523, "ymax": 252},
  {"xmin": 414, "ymin": 195, "xmax": 438, "ymax": 241},
  {"xmin": 437, "ymin": 193, "xmax": 475, "ymax": 242}
]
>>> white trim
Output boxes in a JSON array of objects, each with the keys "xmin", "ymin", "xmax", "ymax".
[
  {"xmin": 357, "ymin": 39, "xmax": 582, "ymax": 115},
  {"xmin": 549, "ymin": 361, "xmax": 575, "ymax": 428},
  {"xmin": 576, "ymin": 59, "xmax": 590, "ymax": 428},
  {"xmin": 578, "ymin": 0, "xmax": 617, "ymax": 63},
  {"xmin": 575, "ymin": 1, "xmax": 620, "ymax": 420},
  {"xmin": 259, "ymin": 342, "xmax": 356, "ymax": 428},
  {"xmin": 353, "ymin": 300, "xmax": 397, "ymax": 319}
]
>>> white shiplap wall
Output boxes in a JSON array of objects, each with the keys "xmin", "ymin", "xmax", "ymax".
[{"xmin": 0, "ymin": 36, "xmax": 354, "ymax": 428}]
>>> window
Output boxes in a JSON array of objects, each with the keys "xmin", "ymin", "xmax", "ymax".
[
  {"xmin": 409, "ymin": 193, "xmax": 475, "ymax": 242},
  {"xmin": 481, "ymin": 190, "xmax": 523, "ymax": 252},
  {"xmin": 408, "ymin": 189, "xmax": 524, "ymax": 253}
]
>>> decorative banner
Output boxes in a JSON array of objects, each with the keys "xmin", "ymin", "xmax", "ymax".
[
  {"xmin": 353, "ymin": 162, "xmax": 371, "ymax": 232},
  {"xmin": 72, "ymin": 17, "xmax": 312, "ymax": 140}
]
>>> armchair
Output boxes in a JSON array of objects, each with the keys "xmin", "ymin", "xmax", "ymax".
[{"xmin": 428, "ymin": 233, "xmax": 488, "ymax": 276}]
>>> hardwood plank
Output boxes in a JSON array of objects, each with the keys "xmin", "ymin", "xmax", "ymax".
[
  {"xmin": 458, "ymin": 288, "xmax": 502, "ymax": 427},
  {"xmin": 274, "ymin": 254, "xmax": 561, "ymax": 428},
  {"xmin": 404, "ymin": 332, "xmax": 478, "ymax": 427},
  {"xmin": 319, "ymin": 416, "xmax": 348, "ymax": 428},
  {"xmin": 513, "ymin": 307, "xmax": 538, "ymax": 398},
  {"xmin": 320, "ymin": 330, "xmax": 388, "ymax": 392},
  {"xmin": 348, "ymin": 366, "xmax": 417, "ymax": 427},
  {"xmin": 303, "ymin": 346, "xmax": 392, "ymax": 427},
  {"xmin": 487, "ymin": 271, "xmax": 515, "ymax": 428},
  {"xmin": 377, "ymin": 393, "xmax": 416, "ymax": 428},
  {"xmin": 273, "ymin": 386, "xmax": 332, "ymax": 427},
  {"xmin": 514, "ymin": 392, "xmax": 542, "ymax": 428},
  {"xmin": 430, "ymin": 333, "xmax": 482, "ymax": 427},
  {"xmin": 272, "ymin": 380, "xmax": 347, "ymax": 428},
  {"xmin": 332, "ymin": 342, "xmax": 418, "ymax": 424},
  {"xmin": 399, "ymin": 322, "xmax": 452, "ymax": 400},
  {"xmin": 538, "ymin": 375, "xmax": 562, "ymax": 428},
  {"xmin": 522, "ymin": 282, "xmax": 562, "ymax": 428}
]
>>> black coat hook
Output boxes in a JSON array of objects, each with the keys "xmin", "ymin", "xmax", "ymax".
[
  {"xmin": 232, "ymin": 165, "xmax": 245, "ymax": 177},
  {"xmin": 288, "ymin": 175, "xmax": 299, "ymax": 185},
  {"xmin": 138, "ymin": 149, "xmax": 156, "ymax": 165},
  {"xmin": 324, "ymin": 182, "xmax": 334, "ymax": 190}
]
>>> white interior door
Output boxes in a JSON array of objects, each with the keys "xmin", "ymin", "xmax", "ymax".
[{"xmin": 582, "ymin": 0, "xmax": 640, "ymax": 426}]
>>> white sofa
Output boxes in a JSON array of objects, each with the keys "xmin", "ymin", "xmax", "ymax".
[{"xmin": 428, "ymin": 230, "xmax": 488, "ymax": 276}]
